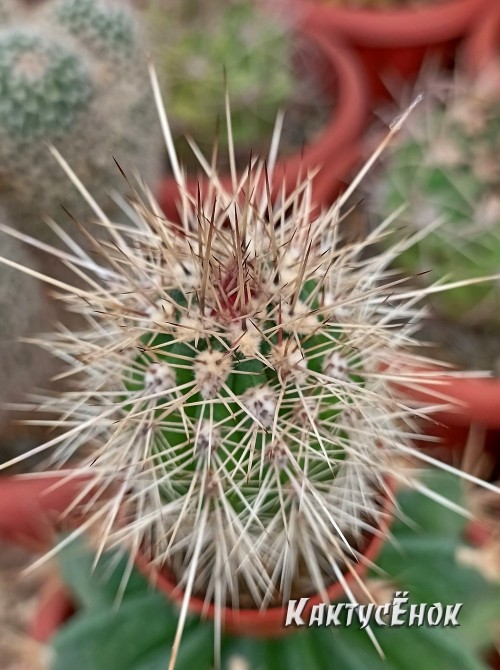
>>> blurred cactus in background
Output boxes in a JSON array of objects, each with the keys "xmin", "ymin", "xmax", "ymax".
[
  {"xmin": 0, "ymin": 0, "xmax": 162, "ymax": 450},
  {"xmin": 370, "ymin": 69, "xmax": 500, "ymax": 328},
  {"xmin": 0, "ymin": 0, "xmax": 161, "ymax": 240},
  {"xmin": 146, "ymin": 0, "xmax": 295, "ymax": 161},
  {"xmin": 0, "ymin": 220, "xmax": 59, "ymax": 437}
]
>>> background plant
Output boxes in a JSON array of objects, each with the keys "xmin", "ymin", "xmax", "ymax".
[
  {"xmin": 369, "ymin": 69, "xmax": 500, "ymax": 330},
  {"xmin": 0, "ymin": 0, "xmax": 161, "ymax": 240},
  {"xmin": 0, "ymin": 222, "xmax": 59, "ymax": 438},
  {"xmin": 145, "ymin": 0, "xmax": 296, "ymax": 162}
]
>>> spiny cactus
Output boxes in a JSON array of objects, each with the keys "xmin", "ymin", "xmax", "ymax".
[
  {"xmin": 2, "ymin": 85, "xmax": 498, "ymax": 670},
  {"xmin": 0, "ymin": 0, "xmax": 161, "ymax": 240},
  {"xmin": 146, "ymin": 0, "xmax": 294, "ymax": 160},
  {"xmin": 370, "ymin": 71, "xmax": 500, "ymax": 327}
]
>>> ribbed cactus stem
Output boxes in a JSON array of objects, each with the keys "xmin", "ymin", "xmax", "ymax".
[{"xmin": 1, "ymin": 91, "xmax": 500, "ymax": 670}]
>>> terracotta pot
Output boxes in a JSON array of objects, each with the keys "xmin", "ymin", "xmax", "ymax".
[
  {"xmin": 297, "ymin": 0, "xmax": 493, "ymax": 100},
  {"xmin": 30, "ymin": 578, "xmax": 75, "ymax": 644},
  {"xmin": 158, "ymin": 30, "xmax": 367, "ymax": 220},
  {"xmin": 0, "ymin": 475, "xmax": 79, "ymax": 643},
  {"xmin": 134, "ymin": 487, "xmax": 393, "ymax": 638},
  {"xmin": 462, "ymin": 0, "xmax": 500, "ymax": 73},
  {"xmin": 404, "ymin": 374, "xmax": 500, "ymax": 431},
  {"xmin": 0, "ymin": 474, "xmax": 90, "ymax": 552}
]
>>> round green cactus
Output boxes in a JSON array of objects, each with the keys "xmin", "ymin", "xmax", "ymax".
[
  {"xmin": 0, "ymin": 0, "xmax": 161, "ymax": 241},
  {"xmin": 1, "ymin": 93, "xmax": 495, "ymax": 668},
  {"xmin": 51, "ymin": 0, "xmax": 136, "ymax": 59},
  {"xmin": 147, "ymin": 0, "xmax": 294, "ymax": 158},
  {"xmin": 0, "ymin": 224, "xmax": 58, "ymax": 434},
  {"xmin": 11, "ymin": 139, "xmax": 460, "ymax": 652},
  {"xmin": 371, "ymin": 73, "xmax": 500, "ymax": 326},
  {"xmin": 0, "ymin": 30, "xmax": 92, "ymax": 138}
]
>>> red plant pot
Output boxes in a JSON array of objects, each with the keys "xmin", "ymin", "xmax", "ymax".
[
  {"xmin": 134, "ymin": 488, "xmax": 393, "ymax": 638},
  {"xmin": 0, "ymin": 474, "xmax": 90, "ymax": 552},
  {"xmin": 406, "ymin": 374, "xmax": 500, "ymax": 433},
  {"xmin": 297, "ymin": 0, "xmax": 493, "ymax": 101},
  {"xmin": 158, "ymin": 30, "xmax": 367, "ymax": 221},
  {"xmin": 462, "ymin": 0, "xmax": 500, "ymax": 73},
  {"xmin": 30, "ymin": 578, "xmax": 75, "ymax": 644}
]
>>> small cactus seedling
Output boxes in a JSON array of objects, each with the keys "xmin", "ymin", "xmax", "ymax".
[
  {"xmin": 146, "ymin": 0, "xmax": 294, "ymax": 161},
  {"xmin": 370, "ymin": 70, "xmax": 500, "ymax": 329},
  {"xmin": 1, "ymin": 75, "xmax": 498, "ymax": 670},
  {"xmin": 0, "ymin": 0, "xmax": 161, "ymax": 239}
]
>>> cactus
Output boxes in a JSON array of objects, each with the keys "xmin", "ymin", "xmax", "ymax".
[
  {"xmin": 1, "ymin": 91, "xmax": 487, "ymax": 670},
  {"xmin": 0, "ymin": 222, "xmax": 59, "ymax": 436},
  {"xmin": 2, "ymin": 83, "xmax": 499, "ymax": 668},
  {"xmin": 146, "ymin": 0, "xmax": 294, "ymax": 159},
  {"xmin": 52, "ymin": 0, "xmax": 136, "ymax": 60},
  {"xmin": 320, "ymin": 0, "xmax": 445, "ymax": 7},
  {"xmin": 0, "ymin": 0, "xmax": 161, "ymax": 240},
  {"xmin": 370, "ymin": 71, "xmax": 500, "ymax": 327}
]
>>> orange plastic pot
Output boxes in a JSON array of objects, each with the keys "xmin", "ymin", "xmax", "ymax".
[
  {"xmin": 158, "ymin": 30, "xmax": 367, "ymax": 221},
  {"xmin": 134, "ymin": 487, "xmax": 393, "ymax": 638},
  {"xmin": 297, "ymin": 0, "xmax": 493, "ymax": 100},
  {"xmin": 0, "ymin": 474, "xmax": 91, "ymax": 552},
  {"xmin": 30, "ymin": 578, "xmax": 75, "ymax": 644},
  {"xmin": 403, "ymin": 374, "xmax": 500, "ymax": 431},
  {"xmin": 463, "ymin": 0, "xmax": 500, "ymax": 73}
]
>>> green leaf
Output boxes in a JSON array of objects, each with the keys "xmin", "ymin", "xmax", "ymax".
[
  {"xmin": 51, "ymin": 592, "xmax": 215, "ymax": 670},
  {"xmin": 56, "ymin": 541, "xmax": 149, "ymax": 612}
]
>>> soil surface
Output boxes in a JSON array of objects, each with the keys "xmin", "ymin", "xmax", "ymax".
[{"xmin": 0, "ymin": 542, "xmax": 51, "ymax": 670}]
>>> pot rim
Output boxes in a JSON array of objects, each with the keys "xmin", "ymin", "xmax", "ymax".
[
  {"xmin": 298, "ymin": 0, "xmax": 492, "ymax": 48},
  {"xmin": 134, "ymin": 482, "xmax": 394, "ymax": 638}
]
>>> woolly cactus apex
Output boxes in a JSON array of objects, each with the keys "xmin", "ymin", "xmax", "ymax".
[
  {"xmin": 146, "ymin": 0, "xmax": 294, "ymax": 156},
  {"xmin": 0, "ymin": 3, "xmax": 161, "ymax": 241},
  {"xmin": 370, "ymin": 72, "xmax": 500, "ymax": 327}
]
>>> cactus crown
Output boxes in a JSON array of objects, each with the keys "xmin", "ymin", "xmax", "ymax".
[
  {"xmin": 371, "ymin": 71, "xmax": 500, "ymax": 325},
  {"xmin": 52, "ymin": 0, "xmax": 136, "ymax": 59},
  {"xmin": 147, "ymin": 0, "xmax": 294, "ymax": 155},
  {"xmin": 0, "ymin": 29, "xmax": 92, "ymax": 139}
]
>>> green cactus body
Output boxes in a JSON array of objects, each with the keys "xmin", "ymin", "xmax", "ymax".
[
  {"xmin": 147, "ymin": 0, "xmax": 294, "ymax": 160},
  {"xmin": 0, "ymin": 0, "xmax": 161, "ymax": 240},
  {"xmin": 0, "ymin": 223, "xmax": 58, "ymax": 433},
  {"xmin": 373, "ymin": 75, "xmax": 500, "ymax": 326},
  {"xmin": 0, "ymin": 30, "xmax": 93, "ymax": 138},
  {"xmin": 52, "ymin": 0, "xmax": 136, "ymax": 59},
  {"xmin": 21, "ymin": 140, "xmax": 451, "ymax": 624}
]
